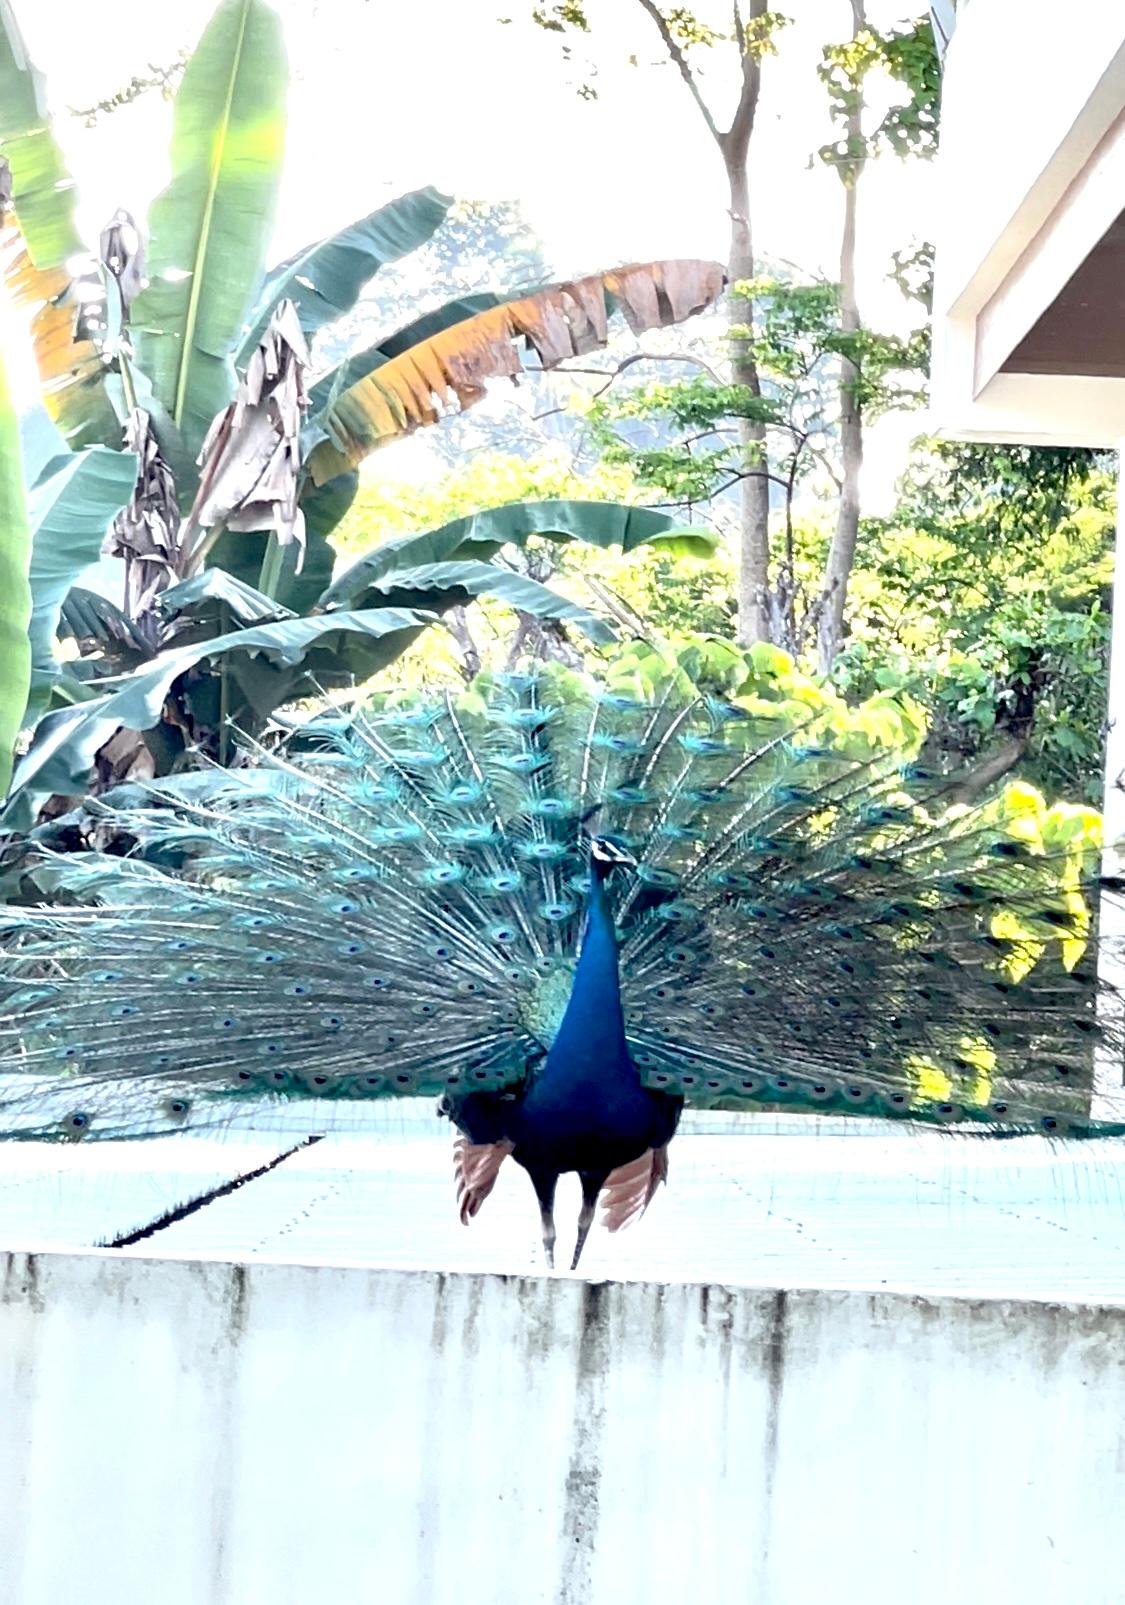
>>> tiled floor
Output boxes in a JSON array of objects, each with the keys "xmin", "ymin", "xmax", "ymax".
[{"xmin": 3, "ymin": 1109, "xmax": 1125, "ymax": 1301}]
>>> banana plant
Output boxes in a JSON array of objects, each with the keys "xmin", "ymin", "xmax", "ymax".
[
  {"xmin": 0, "ymin": 0, "xmax": 723, "ymax": 826},
  {"xmin": 6, "ymin": 499, "xmax": 716, "ymax": 829},
  {"xmin": 0, "ymin": 321, "xmax": 31, "ymax": 797}
]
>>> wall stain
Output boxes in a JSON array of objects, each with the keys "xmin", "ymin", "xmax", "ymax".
[
  {"xmin": 227, "ymin": 1264, "xmax": 250, "ymax": 1344},
  {"xmin": 555, "ymin": 1281, "xmax": 609, "ymax": 1605},
  {"xmin": 702, "ymin": 1284, "xmax": 736, "ymax": 1479},
  {"xmin": 1, "ymin": 1254, "xmax": 45, "ymax": 1315},
  {"xmin": 758, "ymin": 1289, "xmax": 789, "ymax": 1583},
  {"xmin": 430, "ymin": 1273, "xmax": 448, "ymax": 1356},
  {"xmin": 519, "ymin": 1274, "xmax": 555, "ymax": 1365},
  {"xmin": 207, "ymin": 1267, "xmax": 249, "ymax": 1604},
  {"xmin": 461, "ymin": 1277, "xmax": 484, "ymax": 1360},
  {"xmin": 648, "ymin": 1283, "xmax": 667, "ymax": 1367}
]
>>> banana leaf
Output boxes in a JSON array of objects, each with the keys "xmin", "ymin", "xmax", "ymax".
[
  {"xmin": 0, "ymin": 0, "xmax": 81, "ymax": 264},
  {"xmin": 338, "ymin": 560, "xmax": 613, "ymax": 643},
  {"xmin": 0, "ymin": 329, "xmax": 30, "ymax": 798},
  {"xmin": 132, "ymin": 0, "xmax": 288, "ymax": 456},
  {"xmin": 322, "ymin": 499, "xmax": 718, "ymax": 609},
  {"xmin": 23, "ymin": 445, "xmax": 138, "ymax": 723},
  {"xmin": 0, "ymin": 7, "xmax": 118, "ymax": 446},
  {"xmin": 306, "ymin": 291, "xmax": 503, "ymax": 420},
  {"xmin": 159, "ymin": 568, "xmax": 296, "ymax": 640},
  {"xmin": 3, "ymin": 606, "xmax": 434, "ymax": 828},
  {"xmin": 238, "ymin": 186, "xmax": 452, "ymax": 362},
  {"xmin": 59, "ymin": 588, "xmax": 151, "ymax": 657}
]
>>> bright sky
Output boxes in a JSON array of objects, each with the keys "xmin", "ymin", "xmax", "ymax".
[{"xmin": 13, "ymin": 0, "xmax": 936, "ymax": 508}]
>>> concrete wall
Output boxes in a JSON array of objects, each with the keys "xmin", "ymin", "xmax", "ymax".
[{"xmin": 1, "ymin": 1253, "xmax": 1124, "ymax": 1604}]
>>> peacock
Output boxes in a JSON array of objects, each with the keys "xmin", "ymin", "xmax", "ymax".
[{"xmin": 3, "ymin": 672, "xmax": 1125, "ymax": 1269}]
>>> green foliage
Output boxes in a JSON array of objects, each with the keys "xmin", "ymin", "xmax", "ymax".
[
  {"xmin": 3, "ymin": 0, "xmax": 1107, "ymax": 830},
  {"xmin": 334, "ymin": 450, "xmax": 639, "ymax": 555},
  {"xmin": 70, "ymin": 57, "xmax": 188, "ymax": 126},
  {"xmin": 588, "ymin": 276, "xmax": 925, "ymax": 519},
  {"xmin": 819, "ymin": 15, "xmax": 939, "ymax": 176},
  {"xmin": 6, "ymin": 488, "xmax": 711, "ymax": 822},
  {"xmin": 741, "ymin": 11, "xmax": 790, "ymax": 59},
  {"xmin": 527, "ymin": 3, "xmax": 790, "ymax": 103},
  {"xmin": 5, "ymin": 606, "xmax": 434, "ymax": 830},
  {"xmin": 833, "ymin": 443, "xmax": 1114, "ymax": 801},
  {"xmin": 335, "ymin": 449, "xmax": 734, "ymax": 654},
  {"xmin": 531, "ymin": 2, "xmax": 590, "ymax": 31},
  {"xmin": 239, "ymin": 186, "xmax": 452, "ymax": 361}
]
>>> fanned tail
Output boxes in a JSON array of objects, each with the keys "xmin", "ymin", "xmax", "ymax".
[{"xmin": 3, "ymin": 674, "xmax": 1124, "ymax": 1143}]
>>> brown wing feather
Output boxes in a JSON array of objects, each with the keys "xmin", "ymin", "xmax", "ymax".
[
  {"xmin": 600, "ymin": 1145, "xmax": 670, "ymax": 1233},
  {"xmin": 453, "ymin": 1136, "xmax": 515, "ymax": 1224}
]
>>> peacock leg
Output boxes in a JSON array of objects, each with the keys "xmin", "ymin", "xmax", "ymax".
[
  {"xmin": 571, "ymin": 1171, "xmax": 609, "ymax": 1271},
  {"xmin": 528, "ymin": 1168, "xmax": 559, "ymax": 1270}
]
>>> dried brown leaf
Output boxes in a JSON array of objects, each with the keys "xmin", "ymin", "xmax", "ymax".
[
  {"xmin": 183, "ymin": 298, "xmax": 310, "ymax": 569},
  {"xmin": 309, "ymin": 257, "xmax": 725, "ymax": 484}
]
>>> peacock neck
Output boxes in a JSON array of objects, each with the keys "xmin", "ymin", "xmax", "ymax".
[{"xmin": 545, "ymin": 863, "xmax": 630, "ymax": 1076}]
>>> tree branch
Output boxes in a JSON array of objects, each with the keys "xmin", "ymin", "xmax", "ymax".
[
  {"xmin": 724, "ymin": 1, "xmax": 768, "ymax": 162},
  {"xmin": 530, "ymin": 348, "xmax": 728, "ymax": 421},
  {"xmin": 647, "ymin": 466, "xmax": 794, "ymax": 506},
  {"xmin": 582, "ymin": 574, "xmax": 656, "ymax": 641},
  {"xmin": 634, "ymin": 0, "xmax": 723, "ymax": 145},
  {"xmin": 946, "ymin": 736, "xmax": 1029, "ymax": 805}
]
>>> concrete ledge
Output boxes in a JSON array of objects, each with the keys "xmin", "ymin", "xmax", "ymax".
[{"xmin": 0, "ymin": 1251, "xmax": 1122, "ymax": 1604}]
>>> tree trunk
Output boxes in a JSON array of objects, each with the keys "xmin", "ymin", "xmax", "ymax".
[
  {"xmin": 726, "ymin": 152, "xmax": 771, "ymax": 646},
  {"xmin": 632, "ymin": 0, "xmax": 772, "ymax": 645},
  {"xmin": 818, "ymin": 0, "xmax": 867, "ymax": 675}
]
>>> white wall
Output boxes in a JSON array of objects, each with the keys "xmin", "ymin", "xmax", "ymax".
[
  {"xmin": 931, "ymin": 2, "xmax": 1125, "ymax": 443},
  {"xmin": 936, "ymin": 3, "xmax": 1125, "ymax": 319},
  {"xmin": 1, "ymin": 1251, "xmax": 1124, "ymax": 1605}
]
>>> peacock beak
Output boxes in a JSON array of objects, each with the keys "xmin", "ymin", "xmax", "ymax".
[{"xmin": 589, "ymin": 836, "xmax": 636, "ymax": 871}]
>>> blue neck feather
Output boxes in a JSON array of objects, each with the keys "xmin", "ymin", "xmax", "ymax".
[{"xmin": 545, "ymin": 862, "xmax": 630, "ymax": 1079}]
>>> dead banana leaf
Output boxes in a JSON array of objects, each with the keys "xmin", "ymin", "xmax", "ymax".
[
  {"xmin": 104, "ymin": 408, "xmax": 181, "ymax": 624},
  {"xmin": 183, "ymin": 298, "xmax": 310, "ymax": 572},
  {"xmin": 308, "ymin": 257, "xmax": 725, "ymax": 485}
]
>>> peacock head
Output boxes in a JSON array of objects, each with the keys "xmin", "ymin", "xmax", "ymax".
[{"xmin": 588, "ymin": 834, "xmax": 636, "ymax": 881}]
